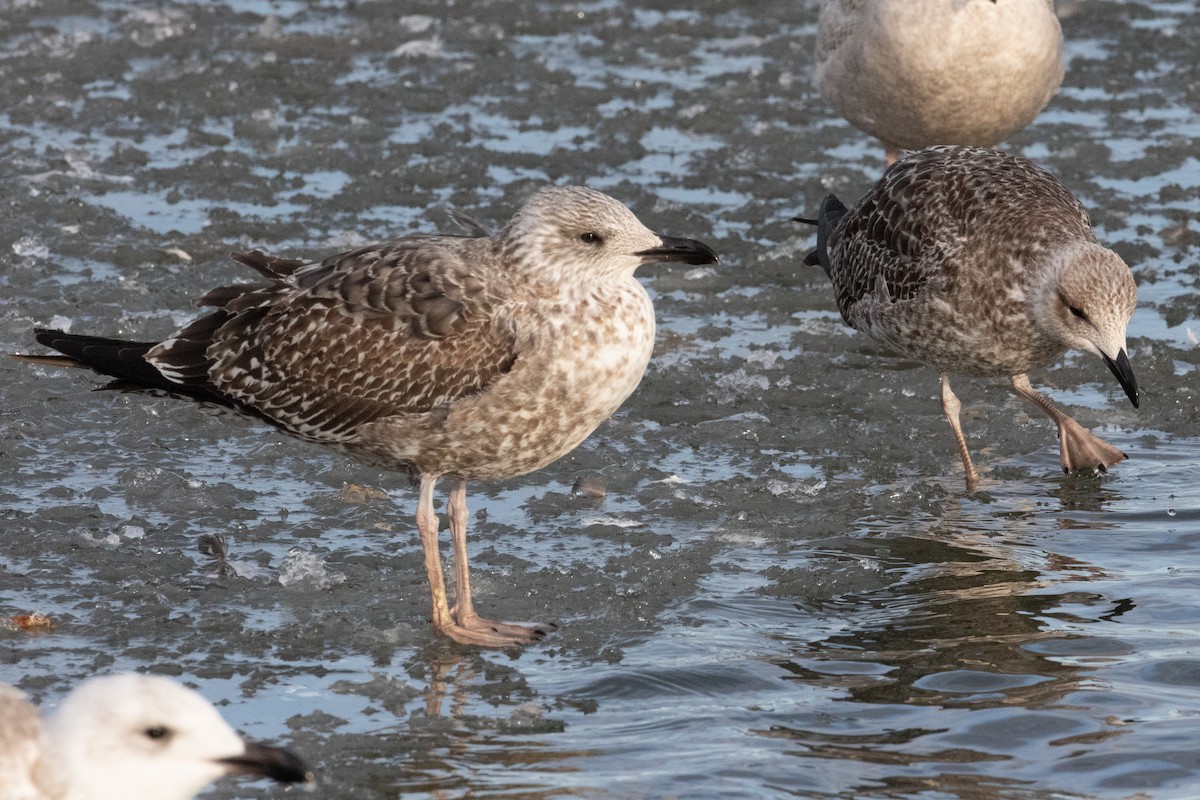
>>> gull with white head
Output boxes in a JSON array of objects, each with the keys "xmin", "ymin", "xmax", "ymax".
[
  {"xmin": 15, "ymin": 185, "xmax": 719, "ymax": 647},
  {"xmin": 0, "ymin": 674, "xmax": 312, "ymax": 800},
  {"xmin": 802, "ymin": 146, "xmax": 1139, "ymax": 490}
]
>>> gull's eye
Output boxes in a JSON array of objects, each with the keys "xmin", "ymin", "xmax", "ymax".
[
  {"xmin": 579, "ymin": 231, "xmax": 604, "ymax": 245},
  {"xmin": 144, "ymin": 726, "xmax": 171, "ymax": 741},
  {"xmin": 1060, "ymin": 293, "xmax": 1089, "ymax": 322}
]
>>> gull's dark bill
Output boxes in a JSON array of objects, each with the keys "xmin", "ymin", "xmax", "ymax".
[{"xmin": 636, "ymin": 235, "xmax": 719, "ymax": 266}]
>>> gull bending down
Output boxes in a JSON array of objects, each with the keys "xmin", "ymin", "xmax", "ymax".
[{"xmin": 803, "ymin": 146, "xmax": 1139, "ymax": 490}]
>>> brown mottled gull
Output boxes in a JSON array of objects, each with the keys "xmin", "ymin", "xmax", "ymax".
[
  {"xmin": 0, "ymin": 674, "xmax": 311, "ymax": 800},
  {"xmin": 16, "ymin": 186, "xmax": 719, "ymax": 647},
  {"xmin": 803, "ymin": 146, "xmax": 1139, "ymax": 491},
  {"xmin": 815, "ymin": 0, "xmax": 1064, "ymax": 164}
]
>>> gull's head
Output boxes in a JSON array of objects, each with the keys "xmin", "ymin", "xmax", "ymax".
[
  {"xmin": 1037, "ymin": 241, "xmax": 1139, "ymax": 408},
  {"xmin": 500, "ymin": 185, "xmax": 718, "ymax": 281},
  {"xmin": 44, "ymin": 674, "xmax": 313, "ymax": 800}
]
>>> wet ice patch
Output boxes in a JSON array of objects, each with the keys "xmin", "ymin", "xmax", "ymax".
[
  {"xmin": 764, "ymin": 478, "xmax": 827, "ymax": 498},
  {"xmin": 710, "ymin": 369, "xmax": 771, "ymax": 404},
  {"xmin": 745, "ymin": 350, "xmax": 782, "ymax": 369},
  {"xmin": 119, "ymin": 524, "xmax": 146, "ymax": 539},
  {"xmin": 23, "ymin": 150, "xmax": 135, "ymax": 186},
  {"xmin": 80, "ymin": 532, "xmax": 122, "ymax": 548},
  {"xmin": 226, "ymin": 560, "xmax": 266, "ymax": 580},
  {"xmin": 11, "ymin": 236, "xmax": 48, "ymax": 259},
  {"xmin": 77, "ymin": 524, "xmax": 146, "ymax": 547},
  {"xmin": 278, "ymin": 549, "xmax": 346, "ymax": 590},
  {"xmin": 120, "ymin": 467, "xmax": 208, "ymax": 501},
  {"xmin": 580, "ymin": 515, "xmax": 643, "ymax": 529},
  {"xmin": 391, "ymin": 36, "xmax": 444, "ymax": 59},
  {"xmin": 399, "ymin": 15, "xmax": 436, "ymax": 33},
  {"xmin": 667, "ymin": 486, "xmax": 724, "ymax": 508},
  {"xmin": 121, "ymin": 9, "xmax": 194, "ymax": 47}
]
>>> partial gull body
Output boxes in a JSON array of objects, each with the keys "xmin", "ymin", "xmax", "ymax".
[
  {"xmin": 815, "ymin": 0, "xmax": 1064, "ymax": 164},
  {"xmin": 0, "ymin": 674, "xmax": 312, "ymax": 800},
  {"xmin": 804, "ymin": 146, "xmax": 1139, "ymax": 491},
  {"xmin": 17, "ymin": 186, "xmax": 719, "ymax": 647}
]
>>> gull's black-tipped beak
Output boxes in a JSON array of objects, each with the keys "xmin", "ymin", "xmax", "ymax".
[
  {"xmin": 636, "ymin": 235, "xmax": 719, "ymax": 266},
  {"xmin": 1102, "ymin": 348, "xmax": 1139, "ymax": 408},
  {"xmin": 220, "ymin": 741, "xmax": 314, "ymax": 784}
]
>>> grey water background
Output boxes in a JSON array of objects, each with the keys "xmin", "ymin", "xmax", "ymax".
[{"xmin": 2, "ymin": 0, "xmax": 1199, "ymax": 797}]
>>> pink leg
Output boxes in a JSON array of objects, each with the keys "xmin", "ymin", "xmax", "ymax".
[
  {"xmin": 415, "ymin": 474, "xmax": 455, "ymax": 633},
  {"xmin": 445, "ymin": 479, "xmax": 549, "ymax": 647},
  {"xmin": 1010, "ymin": 374, "xmax": 1127, "ymax": 475},
  {"xmin": 941, "ymin": 374, "xmax": 981, "ymax": 492}
]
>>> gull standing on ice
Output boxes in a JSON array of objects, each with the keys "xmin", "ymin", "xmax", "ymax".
[
  {"xmin": 803, "ymin": 146, "xmax": 1139, "ymax": 491},
  {"xmin": 16, "ymin": 186, "xmax": 719, "ymax": 647},
  {"xmin": 815, "ymin": 0, "xmax": 1064, "ymax": 164},
  {"xmin": 0, "ymin": 674, "xmax": 312, "ymax": 800}
]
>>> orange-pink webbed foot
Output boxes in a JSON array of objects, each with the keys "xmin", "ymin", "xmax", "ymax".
[{"xmin": 1056, "ymin": 415, "xmax": 1127, "ymax": 476}]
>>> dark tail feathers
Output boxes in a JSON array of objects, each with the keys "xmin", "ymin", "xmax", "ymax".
[
  {"xmin": 29, "ymin": 329, "xmax": 163, "ymax": 383},
  {"xmin": 19, "ymin": 329, "xmax": 225, "ymax": 403},
  {"xmin": 798, "ymin": 194, "xmax": 848, "ymax": 278}
]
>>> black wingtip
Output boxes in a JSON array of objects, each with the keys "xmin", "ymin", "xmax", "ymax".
[
  {"xmin": 25, "ymin": 329, "xmax": 161, "ymax": 383},
  {"xmin": 33, "ymin": 326, "xmax": 64, "ymax": 347}
]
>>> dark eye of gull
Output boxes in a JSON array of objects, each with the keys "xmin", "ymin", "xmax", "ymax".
[
  {"xmin": 143, "ymin": 726, "xmax": 171, "ymax": 741},
  {"xmin": 1068, "ymin": 305, "xmax": 1088, "ymax": 321},
  {"xmin": 579, "ymin": 231, "xmax": 604, "ymax": 245}
]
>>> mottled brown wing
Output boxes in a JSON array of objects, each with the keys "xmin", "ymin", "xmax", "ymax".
[
  {"xmin": 147, "ymin": 238, "xmax": 518, "ymax": 443},
  {"xmin": 829, "ymin": 146, "xmax": 1091, "ymax": 329}
]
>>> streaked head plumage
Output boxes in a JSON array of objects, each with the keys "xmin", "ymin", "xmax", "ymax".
[{"xmin": 499, "ymin": 186, "xmax": 717, "ymax": 280}]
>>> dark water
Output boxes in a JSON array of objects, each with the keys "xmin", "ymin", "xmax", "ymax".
[{"xmin": 3, "ymin": 1, "xmax": 1200, "ymax": 798}]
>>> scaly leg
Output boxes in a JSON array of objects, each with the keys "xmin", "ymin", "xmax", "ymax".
[
  {"xmin": 416, "ymin": 474, "xmax": 455, "ymax": 633},
  {"xmin": 444, "ymin": 479, "xmax": 548, "ymax": 647},
  {"xmin": 1010, "ymin": 374, "xmax": 1127, "ymax": 475},
  {"xmin": 941, "ymin": 374, "xmax": 981, "ymax": 492}
]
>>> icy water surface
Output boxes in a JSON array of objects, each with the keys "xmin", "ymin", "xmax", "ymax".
[{"xmin": 3, "ymin": 1, "xmax": 1200, "ymax": 798}]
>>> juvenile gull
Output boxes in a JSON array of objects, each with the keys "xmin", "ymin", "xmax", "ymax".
[
  {"xmin": 0, "ymin": 674, "xmax": 312, "ymax": 800},
  {"xmin": 17, "ymin": 186, "xmax": 719, "ymax": 647},
  {"xmin": 803, "ymin": 146, "xmax": 1139, "ymax": 491},
  {"xmin": 815, "ymin": 0, "xmax": 1064, "ymax": 164}
]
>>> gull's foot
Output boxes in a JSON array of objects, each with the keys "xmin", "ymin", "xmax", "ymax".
[
  {"xmin": 438, "ymin": 612, "xmax": 556, "ymax": 648},
  {"xmin": 1058, "ymin": 416, "xmax": 1127, "ymax": 475}
]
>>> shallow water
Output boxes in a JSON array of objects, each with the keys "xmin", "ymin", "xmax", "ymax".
[{"xmin": 3, "ymin": 1, "xmax": 1200, "ymax": 798}]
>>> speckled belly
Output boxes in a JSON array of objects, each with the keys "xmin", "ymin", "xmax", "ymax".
[{"xmin": 355, "ymin": 296, "xmax": 656, "ymax": 482}]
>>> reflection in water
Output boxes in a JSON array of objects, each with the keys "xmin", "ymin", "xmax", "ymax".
[
  {"xmin": 761, "ymin": 527, "xmax": 1134, "ymax": 787},
  {"xmin": 1053, "ymin": 476, "xmax": 1125, "ymax": 519},
  {"xmin": 299, "ymin": 649, "xmax": 600, "ymax": 797}
]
